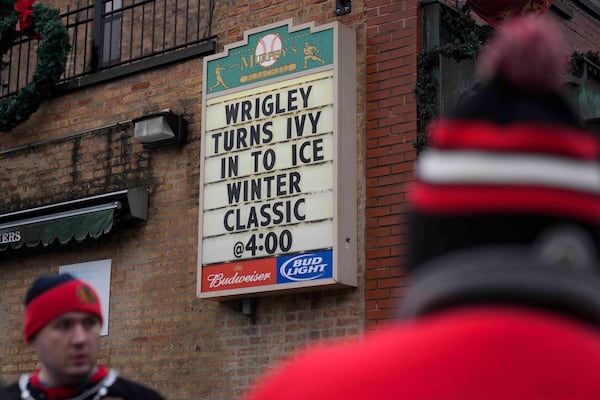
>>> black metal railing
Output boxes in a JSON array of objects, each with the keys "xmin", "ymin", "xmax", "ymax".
[{"xmin": 0, "ymin": 0, "xmax": 216, "ymax": 97}]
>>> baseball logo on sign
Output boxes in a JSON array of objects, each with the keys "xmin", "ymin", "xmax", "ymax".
[{"xmin": 255, "ymin": 33, "xmax": 283, "ymax": 68}]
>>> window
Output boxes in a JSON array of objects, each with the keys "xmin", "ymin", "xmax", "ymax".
[
  {"xmin": 565, "ymin": 57, "xmax": 600, "ymax": 133},
  {"xmin": 102, "ymin": 0, "xmax": 122, "ymax": 66}
]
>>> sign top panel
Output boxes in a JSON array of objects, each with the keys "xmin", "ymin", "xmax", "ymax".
[{"xmin": 205, "ymin": 20, "xmax": 335, "ymax": 94}]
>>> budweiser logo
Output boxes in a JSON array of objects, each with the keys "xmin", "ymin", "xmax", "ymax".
[{"xmin": 207, "ymin": 271, "xmax": 272, "ymax": 288}]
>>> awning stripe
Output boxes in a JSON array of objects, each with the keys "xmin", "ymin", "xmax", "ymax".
[
  {"xmin": 0, "ymin": 203, "xmax": 118, "ymax": 251},
  {"xmin": 0, "ymin": 202, "xmax": 120, "ymax": 230}
]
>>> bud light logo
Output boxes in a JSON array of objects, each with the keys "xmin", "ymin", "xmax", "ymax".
[{"xmin": 277, "ymin": 250, "xmax": 333, "ymax": 283}]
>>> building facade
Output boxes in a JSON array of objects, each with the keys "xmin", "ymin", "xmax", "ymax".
[{"xmin": 0, "ymin": 0, "xmax": 599, "ymax": 399}]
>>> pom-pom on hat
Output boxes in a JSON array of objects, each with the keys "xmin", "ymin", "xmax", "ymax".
[
  {"xmin": 407, "ymin": 15, "xmax": 600, "ymax": 271},
  {"xmin": 477, "ymin": 15, "xmax": 570, "ymax": 93},
  {"xmin": 24, "ymin": 273, "xmax": 103, "ymax": 342}
]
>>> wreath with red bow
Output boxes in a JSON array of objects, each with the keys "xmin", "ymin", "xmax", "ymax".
[{"xmin": 0, "ymin": 0, "xmax": 70, "ymax": 131}]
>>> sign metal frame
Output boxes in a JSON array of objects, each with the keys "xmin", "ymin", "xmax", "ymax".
[{"xmin": 197, "ymin": 19, "xmax": 357, "ymax": 299}]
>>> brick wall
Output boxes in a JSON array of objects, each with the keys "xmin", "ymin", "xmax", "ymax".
[
  {"xmin": 556, "ymin": 3, "xmax": 600, "ymax": 52},
  {"xmin": 0, "ymin": 1, "xmax": 370, "ymax": 399},
  {"xmin": 364, "ymin": 0, "xmax": 419, "ymax": 330},
  {"xmin": 1, "ymin": 0, "xmax": 598, "ymax": 399}
]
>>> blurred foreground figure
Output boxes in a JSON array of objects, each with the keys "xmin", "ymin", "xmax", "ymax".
[
  {"xmin": 243, "ymin": 15, "xmax": 600, "ymax": 400},
  {"xmin": 4, "ymin": 274, "xmax": 166, "ymax": 400}
]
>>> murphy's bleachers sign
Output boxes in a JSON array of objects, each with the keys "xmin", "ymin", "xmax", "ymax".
[{"xmin": 198, "ymin": 20, "xmax": 356, "ymax": 299}]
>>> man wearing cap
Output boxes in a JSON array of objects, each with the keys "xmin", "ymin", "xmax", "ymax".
[
  {"xmin": 4, "ymin": 273, "xmax": 166, "ymax": 400},
  {"xmin": 242, "ymin": 15, "xmax": 600, "ymax": 400}
]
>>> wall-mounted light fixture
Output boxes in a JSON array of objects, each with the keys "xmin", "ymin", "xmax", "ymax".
[
  {"xmin": 132, "ymin": 110, "xmax": 187, "ymax": 149},
  {"xmin": 335, "ymin": 0, "xmax": 351, "ymax": 15}
]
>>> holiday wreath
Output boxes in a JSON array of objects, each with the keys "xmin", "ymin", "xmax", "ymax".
[{"xmin": 0, "ymin": 0, "xmax": 70, "ymax": 131}]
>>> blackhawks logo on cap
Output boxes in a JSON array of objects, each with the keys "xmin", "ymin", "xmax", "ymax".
[{"xmin": 76, "ymin": 284, "xmax": 97, "ymax": 304}]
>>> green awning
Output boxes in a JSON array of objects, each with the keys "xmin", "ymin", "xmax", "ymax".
[{"xmin": 0, "ymin": 203, "xmax": 117, "ymax": 251}]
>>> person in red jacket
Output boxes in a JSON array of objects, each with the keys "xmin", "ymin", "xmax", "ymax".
[
  {"xmin": 242, "ymin": 15, "xmax": 600, "ymax": 400},
  {"xmin": 4, "ymin": 273, "xmax": 166, "ymax": 400}
]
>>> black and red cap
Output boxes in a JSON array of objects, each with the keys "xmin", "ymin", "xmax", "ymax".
[{"xmin": 24, "ymin": 273, "xmax": 103, "ymax": 342}]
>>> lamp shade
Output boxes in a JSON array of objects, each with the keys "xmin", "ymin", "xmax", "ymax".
[
  {"xmin": 132, "ymin": 110, "xmax": 187, "ymax": 149},
  {"xmin": 134, "ymin": 114, "xmax": 175, "ymax": 143}
]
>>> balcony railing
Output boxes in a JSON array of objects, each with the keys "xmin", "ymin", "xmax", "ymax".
[{"xmin": 1, "ymin": 0, "xmax": 216, "ymax": 98}]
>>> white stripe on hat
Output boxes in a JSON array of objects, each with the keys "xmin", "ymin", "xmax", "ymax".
[{"xmin": 417, "ymin": 150, "xmax": 600, "ymax": 194}]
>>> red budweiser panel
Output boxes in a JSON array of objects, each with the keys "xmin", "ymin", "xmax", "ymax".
[{"xmin": 201, "ymin": 258, "xmax": 277, "ymax": 292}]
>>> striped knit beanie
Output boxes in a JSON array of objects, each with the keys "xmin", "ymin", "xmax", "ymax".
[
  {"xmin": 407, "ymin": 15, "xmax": 600, "ymax": 271},
  {"xmin": 24, "ymin": 273, "xmax": 103, "ymax": 342}
]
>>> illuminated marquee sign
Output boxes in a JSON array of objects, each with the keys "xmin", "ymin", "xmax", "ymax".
[{"xmin": 198, "ymin": 19, "xmax": 356, "ymax": 299}]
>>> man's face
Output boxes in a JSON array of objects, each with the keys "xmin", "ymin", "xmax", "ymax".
[{"xmin": 31, "ymin": 311, "xmax": 101, "ymax": 386}]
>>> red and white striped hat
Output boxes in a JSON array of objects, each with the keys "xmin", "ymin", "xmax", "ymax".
[{"xmin": 407, "ymin": 15, "xmax": 600, "ymax": 270}]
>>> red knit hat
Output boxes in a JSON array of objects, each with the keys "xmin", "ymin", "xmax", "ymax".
[{"xmin": 24, "ymin": 274, "xmax": 103, "ymax": 342}]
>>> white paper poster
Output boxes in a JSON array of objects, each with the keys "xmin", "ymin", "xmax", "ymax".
[{"xmin": 59, "ymin": 259, "xmax": 112, "ymax": 336}]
